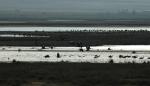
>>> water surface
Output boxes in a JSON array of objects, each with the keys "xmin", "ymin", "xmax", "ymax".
[{"xmin": 0, "ymin": 26, "xmax": 149, "ymax": 31}]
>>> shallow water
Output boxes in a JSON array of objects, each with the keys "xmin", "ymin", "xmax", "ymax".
[{"xmin": 0, "ymin": 26, "xmax": 149, "ymax": 31}]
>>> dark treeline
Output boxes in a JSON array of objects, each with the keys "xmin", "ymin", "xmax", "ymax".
[{"xmin": 1, "ymin": 20, "xmax": 150, "ymax": 27}]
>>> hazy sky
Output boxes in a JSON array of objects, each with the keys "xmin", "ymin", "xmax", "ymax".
[{"xmin": 0, "ymin": 0, "xmax": 150, "ymax": 13}]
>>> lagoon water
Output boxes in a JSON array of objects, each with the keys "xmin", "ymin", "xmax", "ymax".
[{"xmin": 0, "ymin": 26, "xmax": 150, "ymax": 31}]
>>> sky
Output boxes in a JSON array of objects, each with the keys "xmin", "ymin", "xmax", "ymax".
[
  {"xmin": 0, "ymin": 0, "xmax": 150, "ymax": 13},
  {"xmin": 0, "ymin": 0, "xmax": 150, "ymax": 21}
]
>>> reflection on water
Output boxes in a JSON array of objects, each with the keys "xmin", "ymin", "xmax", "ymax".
[
  {"xmin": 0, "ymin": 26, "xmax": 150, "ymax": 31},
  {"xmin": 0, "ymin": 34, "xmax": 49, "ymax": 37}
]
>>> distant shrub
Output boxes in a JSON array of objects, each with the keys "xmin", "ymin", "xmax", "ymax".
[
  {"xmin": 132, "ymin": 56, "xmax": 138, "ymax": 59},
  {"xmin": 18, "ymin": 49, "xmax": 21, "ymax": 52},
  {"xmin": 108, "ymin": 55, "xmax": 113, "ymax": 59},
  {"xmin": 132, "ymin": 51, "xmax": 136, "ymax": 54},
  {"xmin": 79, "ymin": 48, "xmax": 84, "ymax": 52},
  {"xmin": 142, "ymin": 61, "xmax": 147, "ymax": 64},
  {"xmin": 108, "ymin": 48, "xmax": 111, "ymax": 50},
  {"xmin": 86, "ymin": 46, "xmax": 91, "ymax": 51},
  {"xmin": 50, "ymin": 46, "xmax": 54, "ymax": 49},
  {"xmin": 57, "ymin": 53, "xmax": 60, "ymax": 58},
  {"xmin": 12, "ymin": 59, "xmax": 17, "ymax": 63},
  {"xmin": 132, "ymin": 61, "xmax": 136, "ymax": 64},
  {"xmin": 139, "ymin": 57, "xmax": 144, "ymax": 59},
  {"xmin": 145, "ymin": 61, "xmax": 150, "ymax": 64},
  {"xmin": 2, "ymin": 48, "xmax": 5, "ymax": 50},
  {"xmin": 41, "ymin": 45, "xmax": 45, "ymax": 49},
  {"xmin": 44, "ymin": 55, "xmax": 50, "ymax": 58},
  {"xmin": 108, "ymin": 59, "xmax": 114, "ymax": 64},
  {"xmin": 147, "ymin": 57, "xmax": 150, "ymax": 59},
  {"xmin": 119, "ymin": 55, "xmax": 124, "ymax": 58},
  {"xmin": 94, "ymin": 55, "xmax": 100, "ymax": 58}
]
